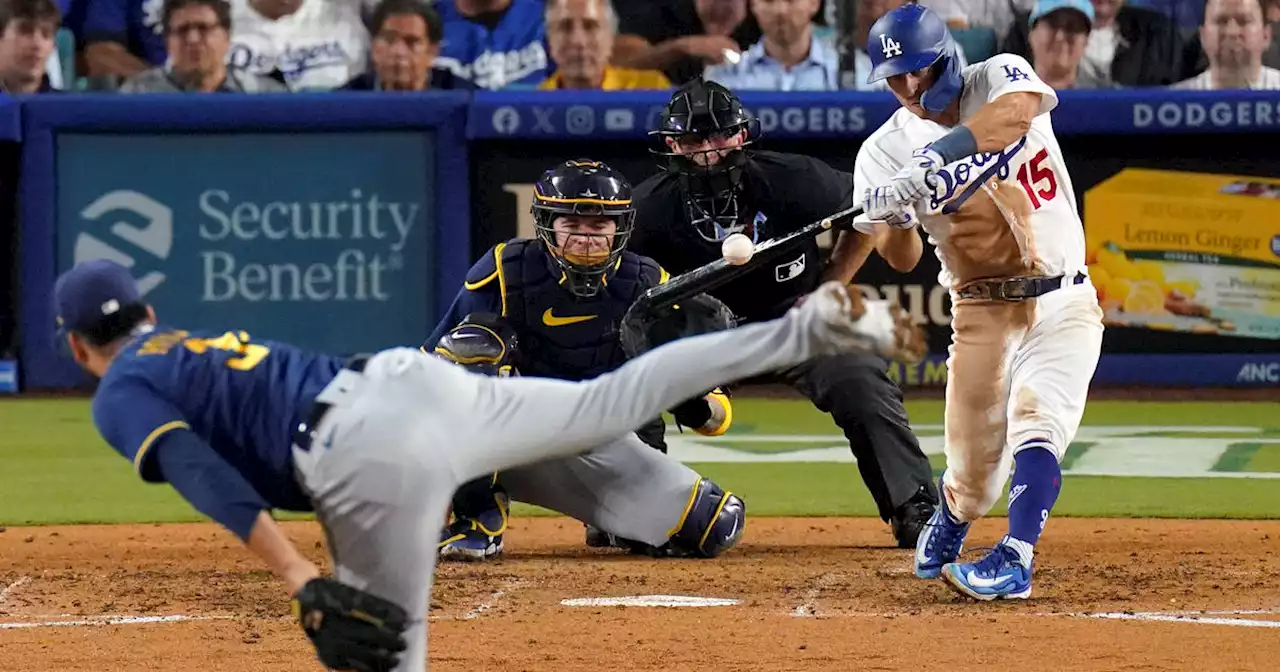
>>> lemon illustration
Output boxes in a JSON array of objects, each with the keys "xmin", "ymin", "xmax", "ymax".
[
  {"xmin": 1090, "ymin": 265, "xmax": 1112, "ymax": 289},
  {"xmin": 1122, "ymin": 281, "xmax": 1166, "ymax": 315},
  {"xmin": 1166, "ymin": 280, "xmax": 1197, "ymax": 298},
  {"xmin": 1134, "ymin": 260, "xmax": 1165, "ymax": 285},
  {"xmin": 1109, "ymin": 277, "xmax": 1134, "ymax": 304}
]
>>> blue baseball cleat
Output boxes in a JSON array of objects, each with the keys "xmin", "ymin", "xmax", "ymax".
[
  {"xmin": 941, "ymin": 541, "xmax": 1032, "ymax": 601},
  {"xmin": 914, "ymin": 475, "xmax": 970, "ymax": 579},
  {"xmin": 439, "ymin": 504, "xmax": 506, "ymax": 562},
  {"xmin": 439, "ymin": 518, "xmax": 504, "ymax": 561}
]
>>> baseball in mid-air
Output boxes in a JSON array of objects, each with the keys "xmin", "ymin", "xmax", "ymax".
[{"xmin": 721, "ymin": 233, "xmax": 754, "ymax": 266}]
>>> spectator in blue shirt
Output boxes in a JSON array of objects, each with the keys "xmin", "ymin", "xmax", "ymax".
[
  {"xmin": 434, "ymin": 0, "xmax": 552, "ymax": 89},
  {"xmin": 83, "ymin": 0, "xmax": 165, "ymax": 83},
  {"xmin": 341, "ymin": 0, "xmax": 476, "ymax": 90},
  {"xmin": 703, "ymin": 0, "xmax": 837, "ymax": 90},
  {"xmin": 0, "ymin": 0, "xmax": 61, "ymax": 94}
]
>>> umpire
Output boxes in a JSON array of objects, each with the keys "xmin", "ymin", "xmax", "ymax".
[{"xmin": 630, "ymin": 78, "xmax": 937, "ymax": 547}]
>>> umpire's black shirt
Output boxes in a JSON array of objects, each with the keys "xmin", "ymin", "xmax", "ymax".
[{"xmin": 631, "ymin": 150, "xmax": 856, "ymax": 323}]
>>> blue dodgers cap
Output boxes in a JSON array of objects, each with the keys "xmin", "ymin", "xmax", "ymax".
[
  {"xmin": 53, "ymin": 259, "xmax": 142, "ymax": 334},
  {"xmin": 1030, "ymin": 0, "xmax": 1096, "ymax": 26}
]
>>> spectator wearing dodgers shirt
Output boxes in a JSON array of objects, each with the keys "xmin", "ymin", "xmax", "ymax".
[
  {"xmin": 226, "ymin": 0, "xmax": 372, "ymax": 91},
  {"xmin": 82, "ymin": 0, "xmax": 167, "ymax": 82},
  {"xmin": 434, "ymin": 0, "xmax": 552, "ymax": 89}
]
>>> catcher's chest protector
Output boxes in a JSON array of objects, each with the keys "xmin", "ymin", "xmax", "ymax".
[{"xmin": 501, "ymin": 240, "xmax": 656, "ymax": 381}]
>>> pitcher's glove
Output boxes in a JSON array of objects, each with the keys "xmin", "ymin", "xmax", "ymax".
[
  {"xmin": 292, "ymin": 577, "xmax": 410, "ymax": 672},
  {"xmin": 620, "ymin": 292, "xmax": 737, "ymax": 358}
]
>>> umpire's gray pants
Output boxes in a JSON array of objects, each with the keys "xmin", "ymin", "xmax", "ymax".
[{"xmin": 290, "ymin": 290, "xmax": 864, "ymax": 671}]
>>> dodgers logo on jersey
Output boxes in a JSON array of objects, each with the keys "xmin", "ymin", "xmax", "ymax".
[
  {"xmin": 929, "ymin": 137, "xmax": 1028, "ymax": 214},
  {"xmin": 1002, "ymin": 65, "xmax": 1031, "ymax": 82},
  {"xmin": 879, "ymin": 34, "xmax": 902, "ymax": 58}
]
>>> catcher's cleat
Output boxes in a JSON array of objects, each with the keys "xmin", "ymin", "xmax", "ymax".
[
  {"xmin": 584, "ymin": 523, "xmax": 621, "ymax": 549},
  {"xmin": 439, "ymin": 518, "xmax": 504, "ymax": 561}
]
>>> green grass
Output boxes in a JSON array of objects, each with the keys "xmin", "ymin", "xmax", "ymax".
[
  {"xmin": 726, "ymin": 398, "xmax": 1279, "ymax": 434},
  {"xmin": 1244, "ymin": 444, "xmax": 1280, "ymax": 473},
  {"xmin": 509, "ymin": 464, "xmax": 1280, "ymax": 519},
  {"xmin": 2, "ymin": 397, "xmax": 1279, "ymax": 526}
]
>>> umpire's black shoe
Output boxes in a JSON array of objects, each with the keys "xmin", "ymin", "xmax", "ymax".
[{"xmin": 891, "ymin": 487, "xmax": 938, "ymax": 549}]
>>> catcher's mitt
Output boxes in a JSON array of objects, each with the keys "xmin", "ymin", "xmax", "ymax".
[
  {"xmin": 292, "ymin": 577, "xmax": 410, "ymax": 672},
  {"xmin": 432, "ymin": 312, "xmax": 520, "ymax": 377},
  {"xmin": 620, "ymin": 292, "xmax": 738, "ymax": 358}
]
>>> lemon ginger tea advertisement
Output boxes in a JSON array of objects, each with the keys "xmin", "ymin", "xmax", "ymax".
[{"xmin": 1084, "ymin": 169, "xmax": 1280, "ymax": 340}]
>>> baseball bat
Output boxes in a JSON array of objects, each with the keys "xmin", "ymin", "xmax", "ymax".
[{"xmin": 634, "ymin": 203, "xmax": 865, "ymax": 314}]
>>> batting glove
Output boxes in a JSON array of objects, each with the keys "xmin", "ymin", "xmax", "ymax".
[
  {"xmin": 862, "ymin": 186, "xmax": 916, "ymax": 230},
  {"xmin": 891, "ymin": 147, "xmax": 943, "ymax": 205}
]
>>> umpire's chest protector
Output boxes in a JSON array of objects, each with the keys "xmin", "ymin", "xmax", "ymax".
[{"xmin": 500, "ymin": 240, "xmax": 657, "ymax": 381}]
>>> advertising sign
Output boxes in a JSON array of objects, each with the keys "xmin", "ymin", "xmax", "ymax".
[
  {"xmin": 55, "ymin": 132, "xmax": 436, "ymax": 355},
  {"xmin": 1085, "ymin": 169, "xmax": 1280, "ymax": 341}
]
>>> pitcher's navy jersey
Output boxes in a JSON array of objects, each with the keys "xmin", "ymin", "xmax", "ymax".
[{"xmin": 91, "ymin": 326, "xmax": 345, "ymax": 512}]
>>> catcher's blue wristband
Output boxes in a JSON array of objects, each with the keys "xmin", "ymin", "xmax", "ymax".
[{"xmin": 926, "ymin": 125, "xmax": 978, "ymax": 165}]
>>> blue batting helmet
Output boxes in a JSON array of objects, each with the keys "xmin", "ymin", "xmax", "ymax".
[{"xmin": 866, "ymin": 3, "xmax": 963, "ymax": 114}]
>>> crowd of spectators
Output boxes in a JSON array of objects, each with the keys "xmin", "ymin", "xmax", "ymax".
[{"xmin": 0, "ymin": 0, "xmax": 1274, "ymax": 95}]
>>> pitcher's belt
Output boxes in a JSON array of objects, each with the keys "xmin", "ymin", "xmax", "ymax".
[
  {"xmin": 294, "ymin": 354, "xmax": 370, "ymax": 452},
  {"xmin": 955, "ymin": 272, "xmax": 1086, "ymax": 302}
]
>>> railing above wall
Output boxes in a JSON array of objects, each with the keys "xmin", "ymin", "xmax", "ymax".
[{"xmin": 465, "ymin": 88, "xmax": 1280, "ymax": 140}]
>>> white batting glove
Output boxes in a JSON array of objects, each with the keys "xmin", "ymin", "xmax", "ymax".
[
  {"xmin": 891, "ymin": 147, "xmax": 943, "ymax": 205},
  {"xmin": 862, "ymin": 186, "xmax": 915, "ymax": 230}
]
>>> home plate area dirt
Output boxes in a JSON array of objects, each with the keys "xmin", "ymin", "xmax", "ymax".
[{"xmin": 2, "ymin": 518, "xmax": 1279, "ymax": 671}]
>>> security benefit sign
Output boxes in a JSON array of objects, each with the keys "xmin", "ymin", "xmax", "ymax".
[
  {"xmin": 56, "ymin": 133, "xmax": 434, "ymax": 354},
  {"xmin": 1084, "ymin": 168, "xmax": 1280, "ymax": 340}
]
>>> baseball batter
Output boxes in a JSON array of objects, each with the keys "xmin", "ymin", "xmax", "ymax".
[
  {"xmin": 57, "ymin": 254, "xmax": 917, "ymax": 670},
  {"xmin": 854, "ymin": 3, "xmax": 1104, "ymax": 600},
  {"xmin": 425, "ymin": 159, "xmax": 740, "ymax": 561}
]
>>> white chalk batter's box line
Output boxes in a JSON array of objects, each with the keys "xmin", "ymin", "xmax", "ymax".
[
  {"xmin": 782, "ymin": 605, "xmax": 1280, "ymax": 628},
  {"xmin": 0, "ymin": 614, "xmax": 235, "ymax": 630}
]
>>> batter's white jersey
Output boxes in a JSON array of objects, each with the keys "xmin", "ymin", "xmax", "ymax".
[
  {"xmin": 853, "ymin": 53, "xmax": 1085, "ymax": 290},
  {"xmin": 228, "ymin": 0, "xmax": 370, "ymax": 91}
]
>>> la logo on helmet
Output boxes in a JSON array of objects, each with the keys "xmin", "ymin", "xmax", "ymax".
[{"xmin": 879, "ymin": 34, "xmax": 902, "ymax": 58}]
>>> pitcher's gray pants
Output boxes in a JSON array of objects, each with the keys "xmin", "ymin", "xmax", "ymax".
[{"xmin": 290, "ymin": 294, "xmax": 862, "ymax": 671}]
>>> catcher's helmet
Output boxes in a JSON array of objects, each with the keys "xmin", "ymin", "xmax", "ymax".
[
  {"xmin": 531, "ymin": 159, "xmax": 636, "ymax": 298},
  {"xmin": 650, "ymin": 78, "xmax": 762, "ymax": 244},
  {"xmin": 866, "ymin": 3, "xmax": 962, "ymax": 114}
]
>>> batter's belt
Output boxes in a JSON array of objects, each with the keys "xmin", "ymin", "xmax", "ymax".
[{"xmin": 954, "ymin": 272, "xmax": 1086, "ymax": 302}]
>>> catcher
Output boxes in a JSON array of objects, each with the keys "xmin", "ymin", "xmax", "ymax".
[{"xmin": 422, "ymin": 158, "xmax": 744, "ymax": 561}]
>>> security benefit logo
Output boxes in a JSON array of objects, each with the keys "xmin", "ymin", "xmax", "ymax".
[
  {"xmin": 196, "ymin": 189, "xmax": 418, "ymax": 302},
  {"xmin": 76, "ymin": 190, "xmax": 174, "ymax": 296},
  {"xmin": 75, "ymin": 188, "xmax": 420, "ymax": 304}
]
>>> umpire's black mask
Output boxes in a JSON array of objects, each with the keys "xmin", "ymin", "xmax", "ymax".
[{"xmin": 649, "ymin": 78, "xmax": 762, "ymax": 243}]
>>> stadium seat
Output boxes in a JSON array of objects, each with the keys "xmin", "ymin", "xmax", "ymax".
[
  {"xmin": 950, "ymin": 27, "xmax": 997, "ymax": 63},
  {"xmin": 55, "ymin": 28, "xmax": 75, "ymax": 88}
]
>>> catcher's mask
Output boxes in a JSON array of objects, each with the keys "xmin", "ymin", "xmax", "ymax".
[
  {"xmin": 649, "ymin": 77, "xmax": 762, "ymax": 243},
  {"xmin": 531, "ymin": 159, "xmax": 636, "ymax": 298}
]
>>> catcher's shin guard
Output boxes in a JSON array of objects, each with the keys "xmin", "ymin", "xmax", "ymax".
[{"xmin": 669, "ymin": 478, "xmax": 745, "ymax": 558}]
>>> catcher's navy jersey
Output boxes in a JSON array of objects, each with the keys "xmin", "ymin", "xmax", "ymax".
[
  {"xmin": 424, "ymin": 239, "xmax": 667, "ymax": 380},
  {"xmin": 91, "ymin": 325, "xmax": 344, "ymax": 511}
]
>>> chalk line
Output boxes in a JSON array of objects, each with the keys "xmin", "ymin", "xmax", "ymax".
[
  {"xmin": 1086, "ymin": 612, "xmax": 1280, "ymax": 628},
  {"xmin": 0, "ymin": 576, "xmax": 31, "ymax": 606},
  {"xmin": 461, "ymin": 578, "xmax": 523, "ymax": 621},
  {"xmin": 0, "ymin": 614, "xmax": 232, "ymax": 630},
  {"xmin": 791, "ymin": 572, "xmax": 844, "ymax": 618}
]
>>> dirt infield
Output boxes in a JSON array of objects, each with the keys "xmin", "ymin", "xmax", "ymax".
[{"xmin": 3, "ymin": 517, "xmax": 1279, "ymax": 671}]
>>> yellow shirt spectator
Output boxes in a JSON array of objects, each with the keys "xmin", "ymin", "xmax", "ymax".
[{"xmin": 539, "ymin": 66, "xmax": 672, "ymax": 90}]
